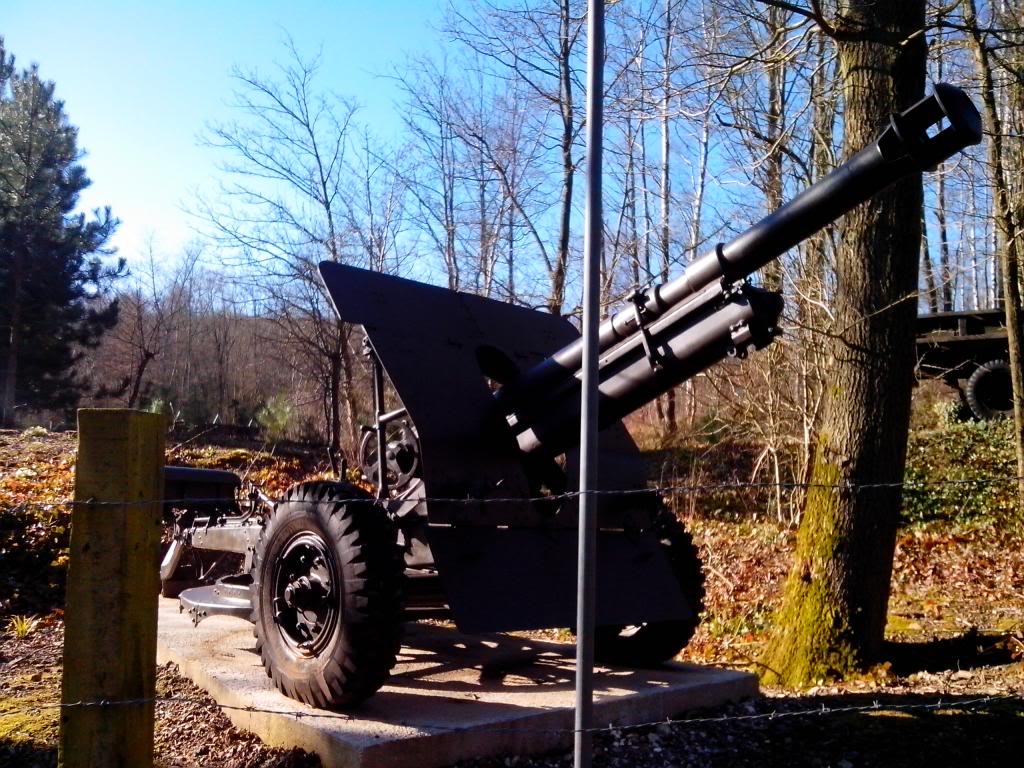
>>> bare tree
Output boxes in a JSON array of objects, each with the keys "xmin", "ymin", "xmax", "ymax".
[
  {"xmin": 453, "ymin": 76, "xmax": 558, "ymax": 307},
  {"xmin": 446, "ymin": 0, "xmax": 585, "ymax": 314},
  {"xmin": 391, "ymin": 57, "xmax": 465, "ymax": 289},
  {"xmin": 199, "ymin": 41, "xmax": 361, "ymax": 464},
  {"xmin": 95, "ymin": 242, "xmax": 200, "ymax": 408},
  {"xmin": 344, "ymin": 130, "xmax": 410, "ymax": 276},
  {"xmin": 963, "ymin": 0, "xmax": 1024, "ymax": 509},
  {"xmin": 762, "ymin": 0, "xmax": 928, "ymax": 685}
]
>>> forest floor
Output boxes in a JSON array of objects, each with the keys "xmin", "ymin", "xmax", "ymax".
[{"xmin": 0, "ymin": 427, "xmax": 1022, "ymax": 767}]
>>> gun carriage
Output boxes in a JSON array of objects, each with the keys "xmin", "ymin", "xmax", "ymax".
[{"xmin": 160, "ymin": 84, "xmax": 981, "ymax": 708}]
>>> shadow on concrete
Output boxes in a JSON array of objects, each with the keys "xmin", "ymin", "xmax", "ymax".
[
  {"xmin": 389, "ymin": 627, "xmax": 573, "ymax": 692},
  {"xmin": 383, "ymin": 623, "xmax": 707, "ymax": 698},
  {"xmin": 236, "ymin": 621, "xmax": 690, "ymax": 699},
  {"xmin": 235, "ymin": 629, "xmax": 575, "ymax": 693}
]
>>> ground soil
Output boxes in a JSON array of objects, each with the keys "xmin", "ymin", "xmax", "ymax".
[{"xmin": 1, "ymin": 428, "xmax": 1022, "ymax": 767}]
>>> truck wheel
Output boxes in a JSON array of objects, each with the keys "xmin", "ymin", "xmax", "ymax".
[
  {"xmin": 593, "ymin": 511, "xmax": 705, "ymax": 666},
  {"xmin": 965, "ymin": 359, "xmax": 1013, "ymax": 421},
  {"xmin": 251, "ymin": 481, "xmax": 403, "ymax": 708}
]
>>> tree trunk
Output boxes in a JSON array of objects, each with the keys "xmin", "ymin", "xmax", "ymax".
[
  {"xmin": 506, "ymin": 205, "xmax": 516, "ymax": 302},
  {"xmin": 659, "ymin": 0, "xmax": 676, "ymax": 432},
  {"xmin": 550, "ymin": 0, "xmax": 574, "ymax": 316},
  {"xmin": 800, "ymin": 29, "xmax": 834, "ymax": 312},
  {"xmin": 339, "ymin": 326, "xmax": 360, "ymax": 456},
  {"xmin": 126, "ymin": 350, "xmax": 156, "ymax": 409},
  {"xmin": 936, "ymin": 166, "xmax": 955, "ymax": 311},
  {"xmin": 1, "ymin": 318, "xmax": 18, "ymax": 426},
  {"xmin": 761, "ymin": 0, "xmax": 926, "ymax": 685},
  {"xmin": 1, "ymin": 321, "xmax": 18, "ymax": 426},
  {"xmin": 920, "ymin": 210, "xmax": 939, "ymax": 314},
  {"xmin": 1, "ymin": 249, "xmax": 22, "ymax": 426},
  {"xmin": 328, "ymin": 347, "xmax": 342, "ymax": 473},
  {"xmin": 932, "ymin": 27, "xmax": 955, "ymax": 312},
  {"xmin": 760, "ymin": 4, "xmax": 785, "ymax": 292}
]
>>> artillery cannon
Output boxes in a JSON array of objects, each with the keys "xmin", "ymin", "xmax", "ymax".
[{"xmin": 162, "ymin": 84, "xmax": 981, "ymax": 708}]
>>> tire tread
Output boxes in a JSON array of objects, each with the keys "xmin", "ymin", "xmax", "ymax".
[{"xmin": 251, "ymin": 480, "xmax": 403, "ymax": 708}]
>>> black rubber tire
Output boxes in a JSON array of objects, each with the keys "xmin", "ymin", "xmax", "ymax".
[
  {"xmin": 592, "ymin": 511, "xmax": 705, "ymax": 666},
  {"xmin": 251, "ymin": 481, "xmax": 404, "ymax": 708},
  {"xmin": 965, "ymin": 359, "xmax": 1013, "ymax": 421}
]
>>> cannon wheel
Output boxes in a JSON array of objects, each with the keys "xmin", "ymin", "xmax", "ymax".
[
  {"xmin": 251, "ymin": 481, "xmax": 403, "ymax": 708},
  {"xmin": 965, "ymin": 359, "xmax": 1013, "ymax": 421},
  {"xmin": 592, "ymin": 510, "xmax": 705, "ymax": 666}
]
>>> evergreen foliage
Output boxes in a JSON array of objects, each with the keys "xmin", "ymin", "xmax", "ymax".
[
  {"xmin": 903, "ymin": 417, "xmax": 1018, "ymax": 525},
  {"xmin": 0, "ymin": 39, "xmax": 121, "ymax": 423}
]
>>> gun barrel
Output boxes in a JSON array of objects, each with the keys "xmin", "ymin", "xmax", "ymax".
[{"xmin": 498, "ymin": 83, "xmax": 981, "ymax": 457}]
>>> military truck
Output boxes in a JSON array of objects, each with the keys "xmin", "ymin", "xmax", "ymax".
[{"xmin": 916, "ymin": 307, "xmax": 1012, "ymax": 420}]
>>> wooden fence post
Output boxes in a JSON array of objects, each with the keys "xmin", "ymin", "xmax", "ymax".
[{"xmin": 59, "ymin": 409, "xmax": 165, "ymax": 768}]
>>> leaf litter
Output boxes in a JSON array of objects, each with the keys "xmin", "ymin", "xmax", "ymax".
[{"xmin": 1, "ymin": 428, "xmax": 1021, "ymax": 766}]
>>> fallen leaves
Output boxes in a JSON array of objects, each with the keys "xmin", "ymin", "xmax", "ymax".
[{"xmin": 2, "ymin": 428, "xmax": 1024, "ymax": 766}]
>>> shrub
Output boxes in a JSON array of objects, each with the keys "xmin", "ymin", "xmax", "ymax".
[
  {"xmin": 256, "ymin": 395, "xmax": 292, "ymax": 442},
  {"xmin": 0, "ymin": 504, "xmax": 69, "ymax": 617},
  {"xmin": 902, "ymin": 418, "xmax": 1017, "ymax": 525}
]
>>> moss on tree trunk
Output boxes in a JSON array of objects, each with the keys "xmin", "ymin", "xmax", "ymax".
[{"xmin": 761, "ymin": 0, "xmax": 926, "ymax": 687}]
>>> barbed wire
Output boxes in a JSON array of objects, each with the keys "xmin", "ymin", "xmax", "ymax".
[
  {"xmin": 3, "ymin": 461, "xmax": 1020, "ymax": 750},
  {"xmin": 1, "ymin": 693, "xmax": 1016, "ymax": 736},
  {"xmin": 4, "ymin": 473, "xmax": 1024, "ymax": 514}
]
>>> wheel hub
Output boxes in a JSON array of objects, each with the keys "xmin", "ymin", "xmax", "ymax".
[
  {"xmin": 359, "ymin": 420, "xmax": 420, "ymax": 491},
  {"xmin": 272, "ymin": 532, "xmax": 339, "ymax": 656},
  {"xmin": 283, "ymin": 574, "xmax": 330, "ymax": 609}
]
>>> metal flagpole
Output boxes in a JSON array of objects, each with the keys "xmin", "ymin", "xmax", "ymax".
[{"xmin": 574, "ymin": 1, "xmax": 604, "ymax": 767}]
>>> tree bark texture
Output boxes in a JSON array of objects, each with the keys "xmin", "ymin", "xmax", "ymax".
[{"xmin": 761, "ymin": 0, "xmax": 926, "ymax": 685}]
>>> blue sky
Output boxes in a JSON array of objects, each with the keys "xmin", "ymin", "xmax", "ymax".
[{"xmin": 3, "ymin": 1, "xmax": 445, "ymax": 260}]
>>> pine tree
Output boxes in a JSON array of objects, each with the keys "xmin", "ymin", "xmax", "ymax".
[{"xmin": 0, "ymin": 40, "xmax": 121, "ymax": 424}]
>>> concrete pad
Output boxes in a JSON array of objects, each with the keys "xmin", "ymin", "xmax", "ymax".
[{"xmin": 156, "ymin": 598, "xmax": 757, "ymax": 768}]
